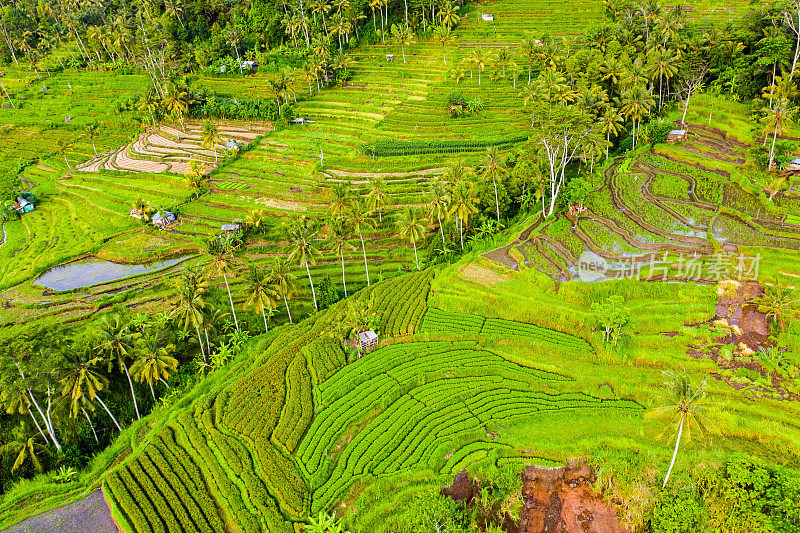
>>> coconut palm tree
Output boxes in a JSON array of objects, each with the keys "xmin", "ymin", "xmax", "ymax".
[
  {"xmin": 434, "ymin": 24, "xmax": 455, "ymax": 65},
  {"xmin": 244, "ymin": 265, "xmax": 279, "ymax": 333},
  {"xmin": 58, "ymin": 352, "xmax": 122, "ymax": 432},
  {"xmin": 480, "ymin": 147, "xmax": 507, "ymax": 223},
  {"xmin": 470, "ymin": 47, "xmax": 490, "ymax": 85},
  {"xmin": 285, "ymin": 216, "xmax": 323, "ymax": 310},
  {"xmin": 185, "ymin": 160, "xmax": 208, "ymax": 193},
  {"xmin": 646, "ymin": 369, "xmax": 711, "ymax": 488},
  {"xmin": 438, "ymin": 1, "xmax": 461, "ymax": 28},
  {"xmin": 207, "ymin": 241, "xmax": 240, "ymax": 332},
  {"xmin": 1, "ymin": 431, "xmax": 48, "ymax": 474},
  {"xmin": 346, "ymin": 199, "xmax": 377, "ymax": 286},
  {"xmin": 366, "ymin": 177, "xmax": 391, "ymax": 223},
  {"xmin": 390, "ymin": 24, "xmax": 415, "ymax": 64},
  {"xmin": 427, "ymin": 180, "xmax": 451, "ymax": 245},
  {"xmin": 226, "ymin": 27, "xmax": 243, "ymax": 72},
  {"xmin": 647, "ymin": 47, "xmax": 679, "ymax": 111},
  {"xmin": 131, "ymin": 333, "xmax": 178, "ymax": 400},
  {"xmin": 755, "ymin": 283, "xmax": 799, "ymax": 332},
  {"xmin": 620, "ymin": 84, "xmax": 655, "ymax": 150},
  {"xmin": 448, "ymin": 180, "xmax": 479, "ymax": 249},
  {"xmin": 244, "ymin": 209, "xmax": 268, "ymax": 235},
  {"xmin": 172, "ymin": 266, "xmax": 209, "ymax": 362},
  {"xmin": 95, "ymin": 315, "xmax": 141, "ymax": 420},
  {"xmin": 599, "ymin": 107, "xmax": 625, "ymax": 159},
  {"xmin": 84, "ymin": 122, "xmax": 100, "ymax": 157},
  {"xmin": 396, "ymin": 208, "xmax": 426, "ymax": 268},
  {"xmin": 0, "ymin": 379, "xmax": 50, "ymax": 445},
  {"xmin": 520, "ymin": 35, "xmax": 539, "ymax": 85},
  {"xmin": 327, "ymin": 182, "xmax": 353, "ymax": 219},
  {"xmin": 326, "ymin": 220, "xmax": 356, "ymax": 298},
  {"xmin": 201, "ymin": 119, "xmax": 222, "ymax": 164},
  {"xmin": 161, "ymin": 82, "xmax": 189, "ymax": 130},
  {"xmin": 762, "ymin": 97, "xmax": 798, "ymax": 170},
  {"xmin": 270, "ymin": 259, "xmax": 298, "ymax": 322}
]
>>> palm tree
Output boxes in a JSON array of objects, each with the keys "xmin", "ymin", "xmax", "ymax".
[
  {"xmin": 207, "ymin": 242, "xmax": 240, "ymax": 332},
  {"xmin": 285, "ymin": 216, "xmax": 323, "ymax": 310},
  {"xmin": 172, "ymin": 266, "xmax": 209, "ymax": 362},
  {"xmin": 186, "ymin": 160, "xmax": 208, "ymax": 192},
  {"xmin": 427, "ymin": 180, "xmax": 451, "ymax": 244},
  {"xmin": 755, "ymin": 283, "xmax": 799, "ymax": 332},
  {"xmin": 244, "ymin": 265, "xmax": 279, "ymax": 333},
  {"xmin": 448, "ymin": 180, "xmax": 479, "ymax": 249},
  {"xmin": 0, "ymin": 380, "xmax": 50, "ymax": 445},
  {"xmin": 95, "ymin": 315, "xmax": 141, "ymax": 420},
  {"xmin": 270, "ymin": 259, "xmax": 298, "ymax": 322},
  {"xmin": 646, "ymin": 369, "xmax": 711, "ymax": 488},
  {"xmin": 131, "ymin": 333, "xmax": 178, "ymax": 400},
  {"xmin": 1, "ymin": 431, "xmax": 48, "ymax": 474},
  {"xmin": 620, "ymin": 84, "xmax": 655, "ymax": 150},
  {"xmin": 138, "ymin": 91, "xmax": 160, "ymax": 127},
  {"xmin": 396, "ymin": 208, "xmax": 426, "ymax": 268},
  {"xmin": 326, "ymin": 220, "xmax": 356, "ymax": 298},
  {"xmin": 470, "ymin": 48, "xmax": 490, "ymax": 85},
  {"xmin": 480, "ymin": 147, "xmax": 507, "ymax": 223},
  {"xmin": 520, "ymin": 35, "xmax": 539, "ymax": 85},
  {"xmin": 439, "ymin": 1, "xmax": 461, "ymax": 28},
  {"xmin": 496, "ymin": 47, "xmax": 511, "ymax": 78},
  {"xmin": 58, "ymin": 352, "xmax": 122, "ymax": 432},
  {"xmin": 647, "ymin": 47, "xmax": 679, "ymax": 111},
  {"xmin": 244, "ymin": 209, "xmax": 268, "ymax": 235},
  {"xmin": 201, "ymin": 120, "xmax": 222, "ymax": 164},
  {"xmin": 226, "ymin": 27, "xmax": 243, "ymax": 72},
  {"xmin": 161, "ymin": 82, "xmax": 189, "ymax": 130},
  {"xmin": 327, "ymin": 182, "xmax": 352, "ymax": 219},
  {"xmin": 390, "ymin": 24, "xmax": 415, "ymax": 64},
  {"xmin": 599, "ymin": 107, "xmax": 625, "ymax": 159},
  {"xmin": 762, "ymin": 97, "xmax": 798, "ymax": 170},
  {"xmin": 346, "ymin": 199, "xmax": 377, "ymax": 287},
  {"xmin": 366, "ymin": 177, "xmax": 391, "ymax": 223},
  {"xmin": 434, "ymin": 24, "xmax": 455, "ymax": 65},
  {"xmin": 84, "ymin": 122, "xmax": 100, "ymax": 156}
]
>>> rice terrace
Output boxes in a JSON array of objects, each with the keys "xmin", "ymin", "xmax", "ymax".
[{"xmin": 2, "ymin": 0, "xmax": 800, "ymax": 532}]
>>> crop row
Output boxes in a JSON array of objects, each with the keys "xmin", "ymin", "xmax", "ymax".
[
  {"xmin": 420, "ymin": 309, "xmax": 591, "ymax": 353},
  {"xmin": 369, "ymin": 269, "xmax": 434, "ymax": 337},
  {"xmin": 304, "ymin": 337, "xmax": 347, "ymax": 383},
  {"xmin": 304, "ymin": 370, "xmax": 641, "ymax": 512},
  {"xmin": 273, "ymin": 355, "xmax": 314, "ymax": 453},
  {"xmin": 362, "ymin": 135, "xmax": 529, "ymax": 157},
  {"xmin": 172, "ymin": 412, "xmax": 272, "ymax": 533},
  {"xmin": 420, "ymin": 308, "xmax": 485, "ymax": 333},
  {"xmin": 105, "ymin": 427, "xmax": 224, "ymax": 533}
]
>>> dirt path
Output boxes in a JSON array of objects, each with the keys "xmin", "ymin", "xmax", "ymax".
[{"xmin": 3, "ymin": 489, "xmax": 118, "ymax": 533}]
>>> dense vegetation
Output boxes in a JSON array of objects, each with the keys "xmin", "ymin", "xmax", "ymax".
[{"xmin": 1, "ymin": 0, "xmax": 800, "ymax": 531}]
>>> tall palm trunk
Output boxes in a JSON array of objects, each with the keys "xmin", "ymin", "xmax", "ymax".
[
  {"xmin": 662, "ymin": 415, "xmax": 684, "ymax": 488},
  {"xmin": 438, "ymin": 216, "xmax": 445, "ymax": 244},
  {"xmin": 283, "ymin": 292, "xmax": 293, "ymax": 322},
  {"xmin": 769, "ymin": 122, "xmax": 780, "ymax": 170},
  {"xmin": 493, "ymin": 178, "xmax": 500, "ymax": 223},
  {"xmin": 412, "ymin": 240, "xmax": 419, "ymax": 268},
  {"xmin": 26, "ymin": 388, "xmax": 60, "ymax": 450},
  {"xmin": 82, "ymin": 408, "xmax": 99, "ymax": 443},
  {"xmin": 305, "ymin": 260, "xmax": 318, "ymax": 310},
  {"xmin": 28, "ymin": 407, "xmax": 50, "ymax": 444},
  {"xmin": 122, "ymin": 361, "xmax": 140, "ymax": 420},
  {"xmin": 95, "ymin": 395, "xmax": 122, "ymax": 432},
  {"xmin": 223, "ymin": 272, "xmax": 240, "ymax": 332},
  {"xmin": 341, "ymin": 253, "xmax": 348, "ymax": 297},
  {"xmin": 196, "ymin": 325, "xmax": 206, "ymax": 364},
  {"xmin": 359, "ymin": 230, "xmax": 371, "ymax": 286},
  {"xmin": 262, "ymin": 308, "xmax": 269, "ymax": 333}
]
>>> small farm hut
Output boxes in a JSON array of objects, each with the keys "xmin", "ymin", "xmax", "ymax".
[
  {"xmin": 481, "ymin": 13, "xmax": 494, "ymax": 21},
  {"xmin": 357, "ymin": 330, "xmax": 379, "ymax": 352},
  {"xmin": 667, "ymin": 129, "xmax": 687, "ymax": 143},
  {"xmin": 786, "ymin": 158, "xmax": 800, "ymax": 172},
  {"xmin": 241, "ymin": 60, "xmax": 259, "ymax": 72},
  {"xmin": 226, "ymin": 139, "xmax": 239, "ymax": 151},
  {"xmin": 221, "ymin": 223, "xmax": 241, "ymax": 234},
  {"xmin": 151, "ymin": 211, "xmax": 176, "ymax": 226},
  {"xmin": 386, "ymin": 54, "xmax": 394, "ymax": 62},
  {"xmin": 12, "ymin": 197, "xmax": 34, "ymax": 214}
]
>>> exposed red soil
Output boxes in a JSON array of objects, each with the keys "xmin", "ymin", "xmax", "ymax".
[{"xmin": 518, "ymin": 460, "xmax": 625, "ymax": 533}]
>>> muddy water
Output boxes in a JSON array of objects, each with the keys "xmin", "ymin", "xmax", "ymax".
[{"xmin": 34, "ymin": 256, "xmax": 189, "ymax": 291}]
